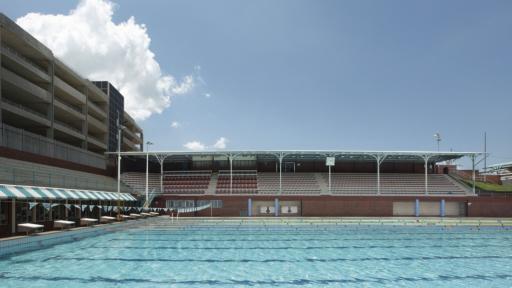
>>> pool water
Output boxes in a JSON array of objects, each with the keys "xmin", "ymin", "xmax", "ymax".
[{"xmin": 1, "ymin": 218, "xmax": 512, "ymax": 287}]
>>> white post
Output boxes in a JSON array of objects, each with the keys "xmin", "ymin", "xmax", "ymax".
[
  {"xmin": 117, "ymin": 152, "xmax": 121, "ymax": 194},
  {"xmin": 145, "ymin": 151, "xmax": 149, "ymax": 204},
  {"xmin": 11, "ymin": 199, "xmax": 16, "ymax": 234},
  {"xmin": 328, "ymin": 165, "xmax": 331, "ymax": 194},
  {"xmin": 377, "ymin": 156, "xmax": 381, "ymax": 195},
  {"xmin": 229, "ymin": 155, "xmax": 233, "ymax": 194},
  {"xmin": 160, "ymin": 161, "xmax": 164, "ymax": 196},
  {"xmin": 472, "ymin": 155, "xmax": 476, "ymax": 194},
  {"xmin": 279, "ymin": 154, "xmax": 283, "ymax": 194},
  {"xmin": 424, "ymin": 156, "xmax": 429, "ymax": 195}
]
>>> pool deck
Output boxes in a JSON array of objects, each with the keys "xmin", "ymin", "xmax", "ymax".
[{"xmin": 167, "ymin": 217, "xmax": 512, "ymax": 227}]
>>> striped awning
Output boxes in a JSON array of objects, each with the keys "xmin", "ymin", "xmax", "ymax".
[{"xmin": 0, "ymin": 185, "xmax": 137, "ymax": 201}]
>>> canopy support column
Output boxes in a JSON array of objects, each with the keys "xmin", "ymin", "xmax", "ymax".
[
  {"xmin": 471, "ymin": 154, "xmax": 476, "ymax": 195},
  {"xmin": 372, "ymin": 154, "xmax": 387, "ymax": 195},
  {"xmin": 117, "ymin": 151, "xmax": 121, "ymax": 194},
  {"xmin": 155, "ymin": 154, "xmax": 170, "ymax": 202},
  {"xmin": 11, "ymin": 199, "xmax": 15, "ymax": 234},
  {"xmin": 423, "ymin": 155, "xmax": 431, "ymax": 195},
  {"xmin": 278, "ymin": 153, "xmax": 284, "ymax": 194},
  {"xmin": 145, "ymin": 152, "xmax": 149, "ymax": 204},
  {"xmin": 229, "ymin": 154, "xmax": 233, "ymax": 194}
]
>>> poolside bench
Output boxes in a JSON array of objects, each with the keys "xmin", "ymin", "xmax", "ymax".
[
  {"xmin": 100, "ymin": 216, "xmax": 116, "ymax": 223},
  {"xmin": 54, "ymin": 220, "xmax": 75, "ymax": 230},
  {"xmin": 80, "ymin": 218, "xmax": 98, "ymax": 226},
  {"xmin": 17, "ymin": 223, "xmax": 44, "ymax": 235}
]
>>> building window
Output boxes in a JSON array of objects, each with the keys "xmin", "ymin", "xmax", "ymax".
[
  {"xmin": 166, "ymin": 200, "xmax": 194, "ymax": 208},
  {"xmin": 197, "ymin": 200, "xmax": 223, "ymax": 208}
]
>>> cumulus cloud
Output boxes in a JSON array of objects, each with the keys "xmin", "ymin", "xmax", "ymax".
[
  {"xmin": 183, "ymin": 141, "xmax": 206, "ymax": 151},
  {"xmin": 171, "ymin": 121, "xmax": 180, "ymax": 128},
  {"xmin": 213, "ymin": 137, "xmax": 228, "ymax": 149},
  {"xmin": 183, "ymin": 137, "xmax": 228, "ymax": 151},
  {"xmin": 16, "ymin": 0, "xmax": 193, "ymax": 120}
]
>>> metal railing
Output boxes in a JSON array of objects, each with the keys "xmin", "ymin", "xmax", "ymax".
[
  {"xmin": 0, "ymin": 165, "xmax": 131, "ymax": 192},
  {"xmin": 0, "ymin": 123, "xmax": 106, "ymax": 169}
]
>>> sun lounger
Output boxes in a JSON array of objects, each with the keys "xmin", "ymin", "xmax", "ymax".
[
  {"xmin": 18, "ymin": 223, "xmax": 44, "ymax": 235},
  {"xmin": 80, "ymin": 218, "xmax": 98, "ymax": 226},
  {"xmin": 149, "ymin": 212, "xmax": 159, "ymax": 216},
  {"xmin": 129, "ymin": 213, "xmax": 141, "ymax": 219},
  {"xmin": 119, "ymin": 215, "xmax": 131, "ymax": 220},
  {"xmin": 100, "ymin": 216, "xmax": 116, "ymax": 223},
  {"xmin": 140, "ymin": 212, "xmax": 151, "ymax": 217},
  {"xmin": 54, "ymin": 220, "xmax": 75, "ymax": 230}
]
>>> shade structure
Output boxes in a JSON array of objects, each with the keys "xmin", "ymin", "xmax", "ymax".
[{"xmin": 0, "ymin": 185, "xmax": 137, "ymax": 201}]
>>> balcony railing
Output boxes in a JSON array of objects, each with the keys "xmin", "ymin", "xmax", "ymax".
[
  {"xmin": 54, "ymin": 119, "xmax": 82, "ymax": 134},
  {"xmin": 1, "ymin": 43, "xmax": 47, "ymax": 74},
  {"xmin": 54, "ymin": 96, "xmax": 83, "ymax": 114},
  {"xmin": 0, "ymin": 123, "xmax": 106, "ymax": 169},
  {"xmin": 2, "ymin": 97, "xmax": 49, "ymax": 119}
]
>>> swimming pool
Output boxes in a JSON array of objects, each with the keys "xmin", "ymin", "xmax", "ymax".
[{"xmin": 1, "ymin": 218, "xmax": 512, "ymax": 287}]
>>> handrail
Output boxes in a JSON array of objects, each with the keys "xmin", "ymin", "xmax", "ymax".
[{"xmin": 1, "ymin": 97, "xmax": 48, "ymax": 118}]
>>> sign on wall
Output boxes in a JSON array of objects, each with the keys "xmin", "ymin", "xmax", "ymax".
[{"xmin": 326, "ymin": 156, "xmax": 335, "ymax": 166}]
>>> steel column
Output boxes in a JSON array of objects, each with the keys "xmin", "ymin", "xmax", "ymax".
[
  {"xmin": 11, "ymin": 199, "xmax": 15, "ymax": 234},
  {"xmin": 472, "ymin": 154, "xmax": 476, "ymax": 194},
  {"xmin": 145, "ymin": 152, "xmax": 149, "ymax": 204},
  {"xmin": 423, "ymin": 156, "xmax": 430, "ymax": 195},
  {"xmin": 229, "ymin": 155, "xmax": 233, "ymax": 194}
]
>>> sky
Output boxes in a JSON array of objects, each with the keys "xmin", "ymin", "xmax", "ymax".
[{"xmin": 2, "ymin": 0, "xmax": 511, "ymax": 168}]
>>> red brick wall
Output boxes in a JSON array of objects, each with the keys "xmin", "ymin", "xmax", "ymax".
[{"xmin": 154, "ymin": 195, "xmax": 512, "ymax": 217}]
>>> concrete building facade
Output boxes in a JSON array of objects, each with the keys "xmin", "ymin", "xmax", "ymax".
[{"xmin": 0, "ymin": 13, "xmax": 142, "ymax": 170}]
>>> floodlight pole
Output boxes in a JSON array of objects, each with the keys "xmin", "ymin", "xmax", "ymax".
[
  {"xmin": 145, "ymin": 141, "xmax": 153, "ymax": 204},
  {"xmin": 116, "ymin": 117, "xmax": 125, "ymax": 195}
]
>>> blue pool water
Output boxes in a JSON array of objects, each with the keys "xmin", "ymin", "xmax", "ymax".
[{"xmin": 1, "ymin": 219, "xmax": 512, "ymax": 287}]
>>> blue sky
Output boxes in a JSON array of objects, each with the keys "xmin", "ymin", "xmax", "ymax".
[{"xmin": 2, "ymin": 0, "xmax": 511, "ymax": 166}]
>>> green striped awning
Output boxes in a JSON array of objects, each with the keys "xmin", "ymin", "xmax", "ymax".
[{"xmin": 0, "ymin": 185, "xmax": 137, "ymax": 201}]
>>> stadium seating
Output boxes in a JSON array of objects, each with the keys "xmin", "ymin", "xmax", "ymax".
[
  {"xmin": 120, "ymin": 170, "xmax": 468, "ymax": 196},
  {"xmin": 121, "ymin": 172, "xmax": 161, "ymax": 194},
  {"xmin": 323, "ymin": 173, "xmax": 468, "ymax": 195},
  {"xmin": 163, "ymin": 171, "xmax": 211, "ymax": 194},
  {"xmin": 257, "ymin": 173, "xmax": 322, "ymax": 195},
  {"xmin": 0, "ymin": 157, "xmax": 132, "ymax": 192},
  {"xmin": 216, "ymin": 170, "xmax": 257, "ymax": 194}
]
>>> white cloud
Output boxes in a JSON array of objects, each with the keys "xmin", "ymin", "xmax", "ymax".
[
  {"xmin": 16, "ymin": 0, "xmax": 193, "ymax": 120},
  {"xmin": 183, "ymin": 141, "xmax": 206, "ymax": 151},
  {"xmin": 183, "ymin": 137, "xmax": 228, "ymax": 151},
  {"xmin": 171, "ymin": 121, "xmax": 180, "ymax": 128},
  {"xmin": 204, "ymin": 93, "xmax": 211, "ymax": 98},
  {"xmin": 213, "ymin": 137, "xmax": 228, "ymax": 149}
]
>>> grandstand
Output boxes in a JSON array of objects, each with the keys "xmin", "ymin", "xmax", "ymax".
[{"xmin": 112, "ymin": 150, "xmax": 512, "ymax": 217}]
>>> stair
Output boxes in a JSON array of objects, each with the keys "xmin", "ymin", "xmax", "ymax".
[
  {"xmin": 206, "ymin": 173, "xmax": 218, "ymax": 195},
  {"xmin": 445, "ymin": 174, "xmax": 473, "ymax": 195}
]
